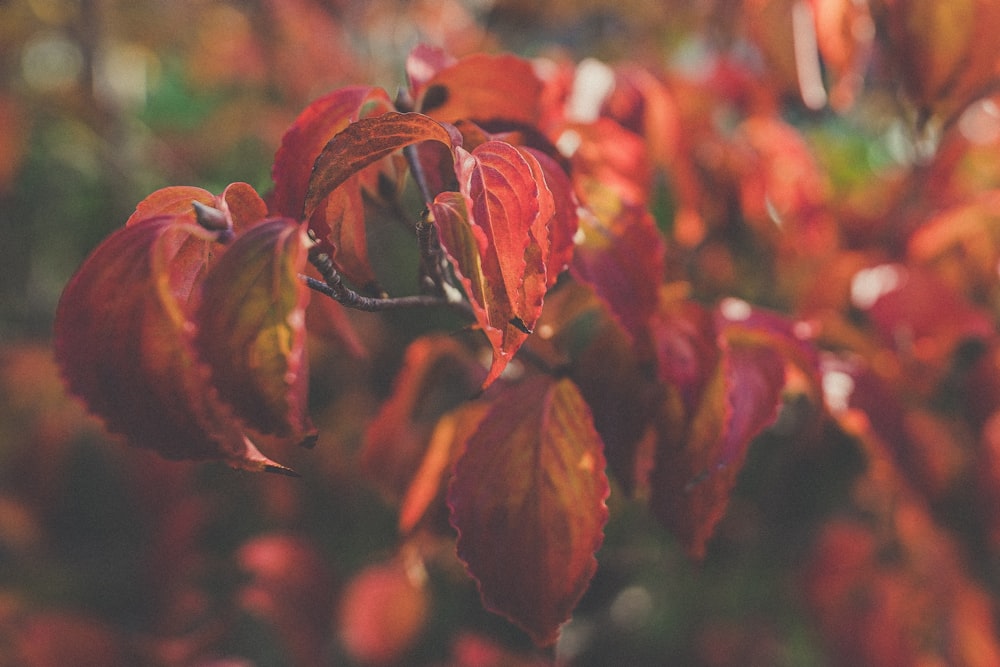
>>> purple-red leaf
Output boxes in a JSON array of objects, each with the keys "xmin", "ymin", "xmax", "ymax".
[
  {"xmin": 448, "ymin": 376, "xmax": 609, "ymax": 647},
  {"xmin": 193, "ymin": 218, "xmax": 315, "ymax": 444},
  {"xmin": 54, "ymin": 215, "xmax": 292, "ymax": 472},
  {"xmin": 649, "ymin": 301, "xmax": 787, "ymax": 558},
  {"xmin": 571, "ymin": 203, "xmax": 666, "ymax": 343}
]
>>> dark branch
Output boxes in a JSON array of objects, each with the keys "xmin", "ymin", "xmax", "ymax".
[
  {"xmin": 303, "ymin": 276, "xmax": 473, "ymax": 316},
  {"xmin": 305, "ymin": 243, "xmax": 473, "ymax": 318}
]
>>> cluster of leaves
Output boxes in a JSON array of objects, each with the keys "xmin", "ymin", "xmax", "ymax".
[{"xmin": 42, "ymin": 0, "xmax": 1000, "ymax": 664}]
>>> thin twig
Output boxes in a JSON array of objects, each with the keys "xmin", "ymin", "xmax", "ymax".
[
  {"xmin": 302, "ymin": 276, "xmax": 471, "ymax": 315},
  {"xmin": 305, "ymin": 244, "xmax": 473, "ymax": 318}
]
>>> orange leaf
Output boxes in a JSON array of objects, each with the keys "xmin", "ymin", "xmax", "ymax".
[{"xmin": 448, "ymin": 376, "xmax": 609, "ymax": 646}]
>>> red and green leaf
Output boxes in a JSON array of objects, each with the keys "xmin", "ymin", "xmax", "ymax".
[
  {"xmin": 193, "ymin": 218, "xmax": 315, "ymax": 444},
  {"xmin": 54, "ymin": 215, "xmax": 292, "ymax": 472},
  {"xmin": 448, "ymin": 376, "xmax": 609, "ymax": 647}
]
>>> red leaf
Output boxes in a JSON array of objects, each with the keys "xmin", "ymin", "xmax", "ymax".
[
  {"xmin": 298, "ymin": 110, "xmax": 457, "ymax": 289},
  {"xmin": 128, "ymin": 182, "xmax": 267, "ymax": 231},
  {"xmin": 126, "ymin": 185, "xmax": 216, "ymax": 226},
  {"xmin": 124, "ymin": 184, "xmax": 269, "ymax": 299},
  {"xmin": 270, "ymin": 86, "xmax": 395, "ymax": 289},
  {"xmin": 413, "ymin": 52, "xmax": 544, "ymax": 126},
  {"xmin": 571, "ymin": 203, "xmax": 665, "ymax": 343},
  {"xmin": 535, "ymin": 282, "xmax": 660, "ymax": 492},
  {"xmin": 304, "ymin": 111, "xmax": 456, "ymax": 219},
  {"xmin": 193, "ymin": 218, "xmax": 315, "ymax": 444},
  {"xmin": 521, "ymin": 147, "xmax": 579, "ymax": 286},
  {"xmin": 448, "ymin": 376, "xmax": 609, "ymax": 646},
  {"xmin": 649, "ymin": 306, "xmax": 787, "ymax": 558},
  {"xmin": 362, "ymin": 335, "xmax": 485, "ymax": 503},
  {"xmin": 54, "ymin": 216, "xmax": 292, "ymax": 472},
  {"xmin": 431, "ymin": 141, "xmax": 553, "ymax": 386},
  {"xmin": 271, "ymin": 86, "xmax": 394, "ymax": 220}
]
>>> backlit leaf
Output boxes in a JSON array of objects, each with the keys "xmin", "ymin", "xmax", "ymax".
[
  {"xmin": 54, "ymin": 216, "xmax": 291, "ymax": 472},
  {"xmin": 431, "ymin": 141, "xmax": 552, "ymax": 386},
  {"xmin": 448, "ymin": 376, "xmax": 609, "ymax": 646},
  {"xmin": 193, "ymin": 218, "xmax": 315, "ymax": 443},
  {"xmin": 413, "ymin": 52, "xmax": 544, "ymax": 125},
  {"xmin": 271, "ymin": 86, "xmax": 395, "ymax": 289},
  {"xmin": 304, "ymin": 111, "xmax": 456, "ymax": 219}
]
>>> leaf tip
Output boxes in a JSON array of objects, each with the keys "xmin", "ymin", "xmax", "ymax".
[{"xmin": 263, "ymin": 463, "xmax": 302, "ymax": 478}]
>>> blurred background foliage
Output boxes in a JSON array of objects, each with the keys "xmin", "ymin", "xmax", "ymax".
[{"xmin": 5, "ymin": 0, "xmax": 1000, "ymax": 665}]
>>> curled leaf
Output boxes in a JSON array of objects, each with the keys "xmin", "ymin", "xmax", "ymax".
[
  {"xmin": 193, "ymin": 218, "xmax": 316, "ymax": 444},
  {"xmin": 54, "ymin": 215, "xmax": 291, "ymax": 472},
  {"xmin": 431, "ymin": 141, "xmax": 555, "ymax": 386},
  {"xmin": 271, "ymin": 87, "xmax": 396, "ymax": 289}
]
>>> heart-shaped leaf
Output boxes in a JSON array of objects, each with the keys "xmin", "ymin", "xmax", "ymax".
[{"xmin": 448, "ymin": 376, "xmax": 609, "ymax": 647}]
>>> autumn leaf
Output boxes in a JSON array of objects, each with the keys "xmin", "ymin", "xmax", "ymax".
[
  {"xmin": 411, "ymin": 51, "xmax": 544, "ymax": 126},
  {"xmin": 304, "ymin": 111, "xmax": 457, "ymax": 218},
  {"xmin": 448, "ymin": 376, "xmax": 609, "ymax": 646},
  {"xmin": 123, "ymin": 183, "xmax": 269, "ymax": 299},
  {"xmin": 430, "ymin": 141, "xmax": 554, "ymax": 386},
  {"xmin": 362, "ymin": 335, "xmax": 485, "ymax": 504},
  {"xmin": 192, "ymin": 217, "xmax": 315, "ymax": 444},
  {"xmin": 127, "ymin": 182, "xmax": 267, "ymax": 231},
  {"xmin": 270, "ymin": 86, "xmax": 395, "ymax": 290},
  {"xmin": 649, "ymin": 300, "xmax": 788, "ymax": 558},
  {"xmin": 271, "ymin": 86, "xmax": 394, "ymax": 220},
  {"xmin": 54, "ymin": 215, "xmax": 293, "ymax": 472},
  {"xmin": 874, "ymin": 0, "xmax": 1000, "ymax": 126}
]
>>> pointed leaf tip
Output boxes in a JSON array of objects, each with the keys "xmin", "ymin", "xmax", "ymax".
[{"xmin": 449, "ymin": 376, "xmax": 609, "ymax": 646}]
